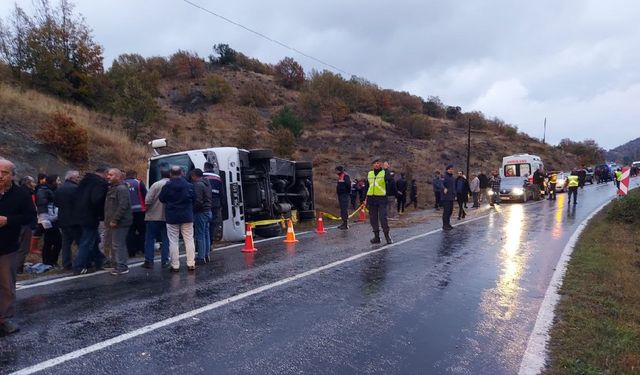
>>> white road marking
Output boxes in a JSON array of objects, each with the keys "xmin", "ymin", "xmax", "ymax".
[
  {"xmin": 518, "ymin": 181, "xmax": 640, "ymax": 375},
  {"xmin": 16, "ymin": 226, "xmax": 332, "ymax": 291},
  {"xmin": 10, "ymin": 215, "xmax": 489, "ymax": 375}
]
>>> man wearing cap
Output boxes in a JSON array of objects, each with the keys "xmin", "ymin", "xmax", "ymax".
[
  {"xmin": 335, "ymin": 166, "xmax": 351, "ymax": 230},
  {"xmin": 365, "ymin": 158, "xmax": 393, "ymax": 244},
  {"xmin": 441, "ymin": 165, "xmax": 456, "ymax": 230}
]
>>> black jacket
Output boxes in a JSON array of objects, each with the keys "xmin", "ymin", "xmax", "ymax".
[
  {"xmin": 35, "ymin": 185, "xmax": 55, "ymax": 214},
  {"xmin": 74, "ymin": 173, "xmax": 108, "ymax": 228},
  {"xmin": 0, "ymin": 183, "xmax": 37, "ymax": 255},
  {"xmin": 396, "ymin": 177, "xmax": 407, "ymax": 196},
  {"xmin": 441, "ymin": 173, "xmax": 456, "ymax": 201},
  {"xmin": 336, "ymin": 172, "xmax": 351, "ymax": 195},
  {"xmin": 54, "ymin": 180, "xmax": 80, "ymax": 227},
  {"xmin": 478, "ymin": 173, "xmax": 489, "ymax": 189},
  {"xmin": 386, "ymin": 171, "xmax": 397, "ymax": 196}
]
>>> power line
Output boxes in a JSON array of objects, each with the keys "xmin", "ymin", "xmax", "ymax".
[{"xmin": 181, "ymin": 0, "xmax": 352, "ymax": 76}]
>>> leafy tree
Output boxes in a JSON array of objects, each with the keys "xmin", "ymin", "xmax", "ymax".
[
  {"xmin": 211, "ymin": 43, "xmax": 237, "ymax": 65},
  {"xmin": 169, "ymin": 50, "xmax": 205, "ymax": 79},
  {"xmin": 445, "ymin": 105, "xmax": 462, "ymax": 120},
  {"xmin": 423, "ymin": 96, "xmax": 445, "ymax": 118},
  {"xmin": 270, "ymin": 106, "xmax": 303, "ymax": 137},
  {"xmin": 37, "ymin": 111, "xmax": 88, "ymax": 163},
  {"xmin": 274, "ymin": 57, "xmax": 304, "ymax": 90},
  {"xmin": 0, "ymin": 0, "xmax": 104, "ymax": 106}
]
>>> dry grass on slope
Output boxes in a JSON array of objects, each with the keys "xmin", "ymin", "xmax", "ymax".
[{"xmin": 0, "ymin": 83, "xmax": 148, "ymax": 173}]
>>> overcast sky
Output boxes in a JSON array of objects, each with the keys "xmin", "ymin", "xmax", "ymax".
[{"xmin": 2, "ymin": 0, "xmax": 639, "ymax": 149}]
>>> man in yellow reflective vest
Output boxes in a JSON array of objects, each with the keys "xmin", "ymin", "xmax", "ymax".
[
  {"xmin": 566, "ymin": 170, "xmax": 579, "ymax": 205},
  {"xmin": 547, "ymin": 171, "xmax": 557, "ymax": 201},
  {"xmin": 365, "ymin": 158, "xmax": 392, "ymax": 244}
]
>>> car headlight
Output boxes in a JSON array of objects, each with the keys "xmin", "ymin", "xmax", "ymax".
[{"xmin": 512, "ymin": 188, "xmax": 524, "ymax": 195}]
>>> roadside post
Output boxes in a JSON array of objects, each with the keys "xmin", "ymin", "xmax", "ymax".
[{"xmin": 617, "ymin": 166, "xmax": 630, "ymax": 197}]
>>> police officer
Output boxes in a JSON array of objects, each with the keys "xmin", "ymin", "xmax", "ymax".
[
  {"xmin": 566, "ymin": 170, "xmax": 579, "ymax": 205},
  {"xmin": 365, "ymin": 158, "xmax": 392, "ymax": 244},
  {"xmin": 547, "ymin": 171, "xmax": 557, "ymax": 201},
  {"xmin": 203, "ymin": 162, "xmax": 223, "ymax": 248},
  {"xmin": 335, "ymin": 166, "xmax": 351, "ymax": 230}
]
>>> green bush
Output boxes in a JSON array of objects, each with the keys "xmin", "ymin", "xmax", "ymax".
[
  {"xmin": 298, "ymin": 90, "xmax": 323, "ymax": 122},
  {"xmin": 203, "ymin": 73, "xmax": 231, "ymax": 103},
  {"xmin": 270, "ymin": 106, "xmax": 303, "ymax": 137},
  {"xmin": 607, "ymin": 189, "xmax": 640, "ymax": 224}
]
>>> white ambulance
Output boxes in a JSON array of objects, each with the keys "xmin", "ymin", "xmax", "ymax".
[{"xmin": 498, "ymin": 154, "xmax": 544, "ymax": 202}]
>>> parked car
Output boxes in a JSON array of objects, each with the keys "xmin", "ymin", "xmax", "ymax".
[
  {"xmin": 555, "ymin": 172, "xmax": 568, "ymax": 192},
  {"xmin": 585, "ymin": 167, "xmax": 594, "ymax": 184},
  {"xmin": 499, "ymin": 177, "xmax": 537, "ymax": 203}
]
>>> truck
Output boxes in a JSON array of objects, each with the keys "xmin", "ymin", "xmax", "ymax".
[
  {"xmin": 498, "ymin": 153, "xmax": 544, "ymax": 202},
  {"xmin": 146, "ymin": 139, "xmax": 315, "ymax": 241}
]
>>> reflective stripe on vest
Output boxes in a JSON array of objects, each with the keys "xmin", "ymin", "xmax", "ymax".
[
  {"xmin": 567, "ymin": 175, "xmax": 579, "ymax": 187},
  {"xmin": 367, "ymin": 170, "xmax": 386, "ymax": 196}
]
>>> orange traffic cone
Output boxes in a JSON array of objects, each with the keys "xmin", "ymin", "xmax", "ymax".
[
  {"xmin": 358, "ymin": 206, "xmax": 367, "ymax": 222},
  {"xmin": 241, "ymin": 223, "xmax": 257, "ymax": 253},
  {"xmin": 316, "ymin": 213, "xmax": 327, "ymax": 234},
  {"xmin": 283, "ymin": 219, "xmax": 299, "ymax": 243}
]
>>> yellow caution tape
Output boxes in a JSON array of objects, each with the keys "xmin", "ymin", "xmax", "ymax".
[
  {"xmin": 247, "ymin": 218, "xmax": 286, "ymax": 228},
  {"xmin": 321, "ymin": 203, "xmax": 367, "ymax": 221}
]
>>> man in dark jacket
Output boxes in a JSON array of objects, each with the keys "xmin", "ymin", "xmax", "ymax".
[
  {"xmin": 478, "ymin": 171, "xmax": 489, "ymax": 204},
  {"xmin": 104, "ymin": 168, "xmax": 133, "ymax": 275},
  {"xmin": 159, "ymin": 166, "xmax": 196, "ymax": 272},
  {"xmin": 441, "ymin": 165, "xmax": 456, "ymax": 230},
  {"xmin": 0, "ymin": 158, "xmax": 36, "ymax": 336},
  {"xmin": 384, "ymin": 162, "xmax": 398, "ymax": 219},
  {"xmin": 455, "ymin": 171, "xmax": 470, "ymax": 220},
  {"xmin": 191, "ymin": 169, "xmax": 212, "ymax": 264},
  {"xmin": 406, "ymin": 179, "xmax": 418, "ymax": 209},
  {"xmin": 72, "ymin": 167, "xmax": 109, "ymax": 275},
  {"xmin": 16, "ymin": 176, "xmax": 36, "ymax": 273},
  {"xmin": 54, "ymin": 170, "xmax": 81, "ymax": 270},
  {"xmin": 432, "ymin": 171, "xmax": 443, "ymax": 210},
  {"xmin": 396, "ymin": 173, "xmax": 408, "ymax": 214},
  {"xmin": 335, "ymin": 166, "xmax": 351, "ymax": 230},
  {"xmin": 203, "ymin": 162, "xmax": 224, "ymax": 245}
]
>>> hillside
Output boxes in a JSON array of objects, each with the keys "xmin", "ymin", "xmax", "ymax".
[
  {"xmin": 607, "ymin": 137, "xmax": 640, "ymax": 164},
  {"xmin": 0, "ymin": 67, "xmax": 581, "ymax": 212}
]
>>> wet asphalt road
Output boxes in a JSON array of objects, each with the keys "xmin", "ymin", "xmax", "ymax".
[{"xmin": 2, "ymin": 180, "xmax": 636, "ymax": 375}]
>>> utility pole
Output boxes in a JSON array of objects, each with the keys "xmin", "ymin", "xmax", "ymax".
[
  {"xmin": 466, "ymin": 119, "xmax": 471, "ymax": 178},
  {"xmin": 542, "ymin": 117, "xmax": 547, "ymax": 144}
]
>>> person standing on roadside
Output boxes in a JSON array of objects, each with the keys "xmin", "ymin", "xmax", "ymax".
[
  {"xmin": 191, "ymin": 169, "xmax": 212, "ymax": 264},
  {"xmin": 104, "ymin": 168, "xmax": 133, "ymax": 275},
  {"xmin": 16, "ymin": 176, "xmax": 36, "ymax": 274},
  {"xmin": 54, "ymin": 170, "xmax": 82, "ymax": 270},
  {"xmin": 365, "ymin": 158, "xmax": 392, "ymax": 244},
  {"xmin": 335, "ymin": 166, "xmax": 351, "ymax": 230},
  {"xmin": 384, "ymin": 162, "xmax": 398, "ymax": 220},
  {"xmin": 432, "ymin": 170, "xmax": 443, "ymax": 210},
  {"xmin": 441, "ymin": 165, "xmax": 455, "ymax": 230},
  {"xmin": 124, "ymin": 170, "xmax": 147, "ymax": 258},
  {"xmin": 566, "ymin": 170, "xmax": 579, "ymax": 205},
  {"xmin": 470, "ymin": 173, "xmax": 480, "ymax": 208},
  {"xmin": 455, "ymin": 171, "xmax": 469, "ymax": 220},
  {"xmin": 203, "ymin": 162, "xmax": 223, "ymax": 246},
  {"xmin": 350, "ymin": 178, "xmax": 358, "ymax": 210},
  {"xmin": 73, "ymin": 167, "xmax": 108, "ymax": 275},
  {"xmin": 547, "ymin": 171, "xmax": 557, "ymax": 201},
  {"xmin": 0, "ymin": 158, "xmax": 36, "ymax": 336},
  {"xmin": 36, "ymin": 174, "xmax": 62, "ymax": 266},
  {"xmin": 159, "ymin": 166, "xmax": 196, "ymax": 272},
  {"xmin": 142, "ymin": 168, "xmax": 170, "ymax": 269},
  {"xmin": 489, "ymin": 171, "xmax": 502, "ymax": 206},
  {"xmin": 396, "ymin": 173, "xmax": 407, "ymax": 214},
  {"xmin": 478, "ymin": 171, "xmax": 489, "ymax": 204}
]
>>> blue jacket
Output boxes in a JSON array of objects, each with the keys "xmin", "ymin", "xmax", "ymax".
[
  {"xmin": 441, "ymin": 173, "xmax": 456, "ymax": 201},
  {"xmin": 432, "ymin": 176, "xmax": 443, "ymax": 192},
  {"xmin": 159, "ymin": 177, "xmax": 195, "ymax": 224}
]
